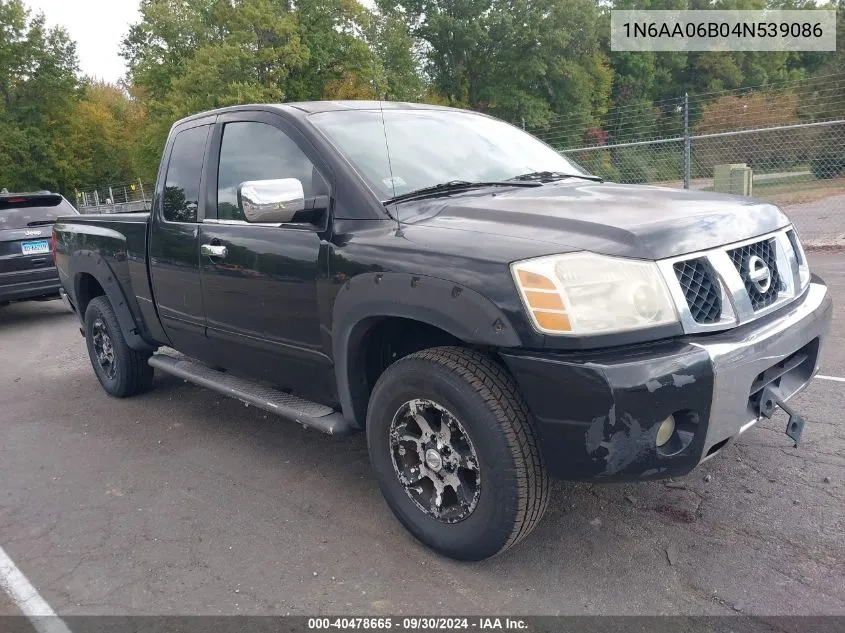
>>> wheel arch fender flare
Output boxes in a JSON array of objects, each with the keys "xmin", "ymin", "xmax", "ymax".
[
  {"xmin": 72, "ymin": 249, "xmax": 157, "ymax": 353},
  {"xmin": 331, "ymin": 272, "xmax": 521, "ymax": 429}
]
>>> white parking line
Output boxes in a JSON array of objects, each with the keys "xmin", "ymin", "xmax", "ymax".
[
  {"xmin": 0, "ymin": 545, "xmax": 72, "ymax": 633},
  {"xmin": 817, "ymin": 375, "xmax": 845, "ymax": 383}
]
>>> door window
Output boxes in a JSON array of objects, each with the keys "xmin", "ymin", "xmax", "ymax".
[
  {"xmin": 162, "ymin": 125, "xmax": 209, "ymax": 223},
  {"xmin": 217, "ymin": 122, "xmax": 326, "ymax": 221}
]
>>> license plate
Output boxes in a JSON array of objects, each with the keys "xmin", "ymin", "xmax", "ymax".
[{"xmin": 21, "ymin": 240, "xmax": 50, "ymax": 255}]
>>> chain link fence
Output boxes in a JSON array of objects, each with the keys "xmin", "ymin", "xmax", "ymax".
[
  {"xmin": 73, "ymin": 179, "xmax": 154, "ymax": 214},
  {"xmin": 530, "ymin": 72, "xmax": 845, "ymax": 246}
]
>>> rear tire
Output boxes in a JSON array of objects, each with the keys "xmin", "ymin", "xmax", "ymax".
[
  {"xmin": 84, "ymin": 296, "xmax": 154, "ymax": 398},
  {"xmin": 367, "ymin": 346, "xmax": 549, "ymax": 561}
]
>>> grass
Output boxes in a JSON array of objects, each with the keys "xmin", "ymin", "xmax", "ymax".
[
  {"xmin": 752, "ymin": 175, "xmax": 845, "ymax": 206},
  {"xmin": 659, "ymin": 172, "xmax": 845, "ymax": 207}
]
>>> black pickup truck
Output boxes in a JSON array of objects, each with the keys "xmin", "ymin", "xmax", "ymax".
[{"xmin": 54, "ymin": 101, "xmax": 832, "ymax": 561}]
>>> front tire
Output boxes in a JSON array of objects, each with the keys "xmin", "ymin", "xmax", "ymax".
[
  {"xmin": 367, "ymin": 347, "xmax": 549, "ymax": 561},
  {"xmin": 84, "ymin": 296, "xmax": 154, "ymax": 398}
]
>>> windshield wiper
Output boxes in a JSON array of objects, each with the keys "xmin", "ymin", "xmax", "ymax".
[
  {"xmin": 26, "ymin": 220, "xmax": 56, "ymax": 227},
  {"xmin": 383, "ymin": 179, "xmax": 542, "ymax": 205},
  {"xmin": 508, "ymin": 171, "xmax": 603, "ymax": 183}
]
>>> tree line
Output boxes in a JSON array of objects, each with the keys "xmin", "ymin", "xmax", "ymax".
[{"xmin": 0, "ymin": 0, "xmax": 842, "ymax": 197}]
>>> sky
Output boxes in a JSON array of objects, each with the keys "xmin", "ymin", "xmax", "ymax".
[{"xmin": 24, "ymin": 0, "xmax": 140, "ymax": 83}]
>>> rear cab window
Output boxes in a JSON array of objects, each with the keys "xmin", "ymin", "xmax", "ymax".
[{"xmin": 162, "ymin": 126, "xmax": 210, "ymax": 223}]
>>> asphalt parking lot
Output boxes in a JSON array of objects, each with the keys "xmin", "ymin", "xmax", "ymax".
[{"xmin": 0, "ymin": 253, "xmax": 843, "ymax": 619}]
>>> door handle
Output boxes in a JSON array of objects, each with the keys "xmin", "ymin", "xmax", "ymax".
[{"xmin": 201, "ymin": 243, "xmax": 228, "ymax": 258}]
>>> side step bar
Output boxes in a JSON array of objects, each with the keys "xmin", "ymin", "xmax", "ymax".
[{"xmin": 148, "ymin": 350, "xmax": 353, "ymax": 436}]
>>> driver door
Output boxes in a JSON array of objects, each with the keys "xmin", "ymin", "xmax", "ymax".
[{"xmin": 197, "ymin": 112, "xmax": 335, "ymax": 401}]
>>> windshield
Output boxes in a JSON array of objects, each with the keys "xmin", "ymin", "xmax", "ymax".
[
  {"xmin": 310, "ymin": 108, "xmax": 590, "ymax": 201},
  {"xmin": 0, "ymin": 195, "xmax": 77, "ymax": 230}
]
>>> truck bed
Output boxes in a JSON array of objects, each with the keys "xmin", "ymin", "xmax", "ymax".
[{"xmin": 53, "ymin": 211, "xmax": 158, "ymax": 350}]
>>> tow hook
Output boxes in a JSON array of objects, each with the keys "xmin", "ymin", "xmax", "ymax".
[{"xmin": 759, "ymin": 385, "xmax": 806, "ymax": 447}]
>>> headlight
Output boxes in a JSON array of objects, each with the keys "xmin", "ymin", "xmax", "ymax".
[{"xmin": 511, "ymin": 252, "xmax": 679, "ymax": 336}]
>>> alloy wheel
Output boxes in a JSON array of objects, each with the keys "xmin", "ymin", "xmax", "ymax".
[
  {"xmin": 389, "ymin": 398, "xmax": 481, "ymax": 523},
  {"xmin": 91, "ymin": 318, "xmax": 116, "ymax": 380}
]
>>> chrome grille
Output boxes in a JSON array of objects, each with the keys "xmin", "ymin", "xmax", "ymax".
[
  {"xmin": 657, "ymin": 227, "xmax": 807, "ymax": 335},
  {"xmin": 673, "ymin": 258, "xmax": 722, "ymax": 323},
  {"xmin": 727, "ymin": 238, "xmax": 781, "ymax": 311}
]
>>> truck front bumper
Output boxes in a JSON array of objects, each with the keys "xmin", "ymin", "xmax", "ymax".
[{"xmin": 500, "ymin": 278, "xmax": 832, "ymax": 482}]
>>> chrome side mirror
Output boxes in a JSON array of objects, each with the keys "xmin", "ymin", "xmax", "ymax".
[{"xmin": 238, "ymin": 178, "xmax": 305, "ymax": 224}]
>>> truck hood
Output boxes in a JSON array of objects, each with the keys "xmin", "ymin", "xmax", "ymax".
[{"xmin": 400, "ymin": 180, "xmax": 790, "ymax": 260}]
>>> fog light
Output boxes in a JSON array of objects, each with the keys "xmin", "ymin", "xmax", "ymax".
[{"xmin": 656, "ymin": 415, "xmax": 676, "ymax": 447}]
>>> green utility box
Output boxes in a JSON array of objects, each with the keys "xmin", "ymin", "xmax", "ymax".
[{"xmin": 714, "ymin": 163, "xmax": 753, "ymax": 196}]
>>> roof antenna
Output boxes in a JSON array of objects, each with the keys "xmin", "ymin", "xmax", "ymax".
[{"xmin": 379, "ymin": 99, "xmax": 403, "ymax": 237}]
